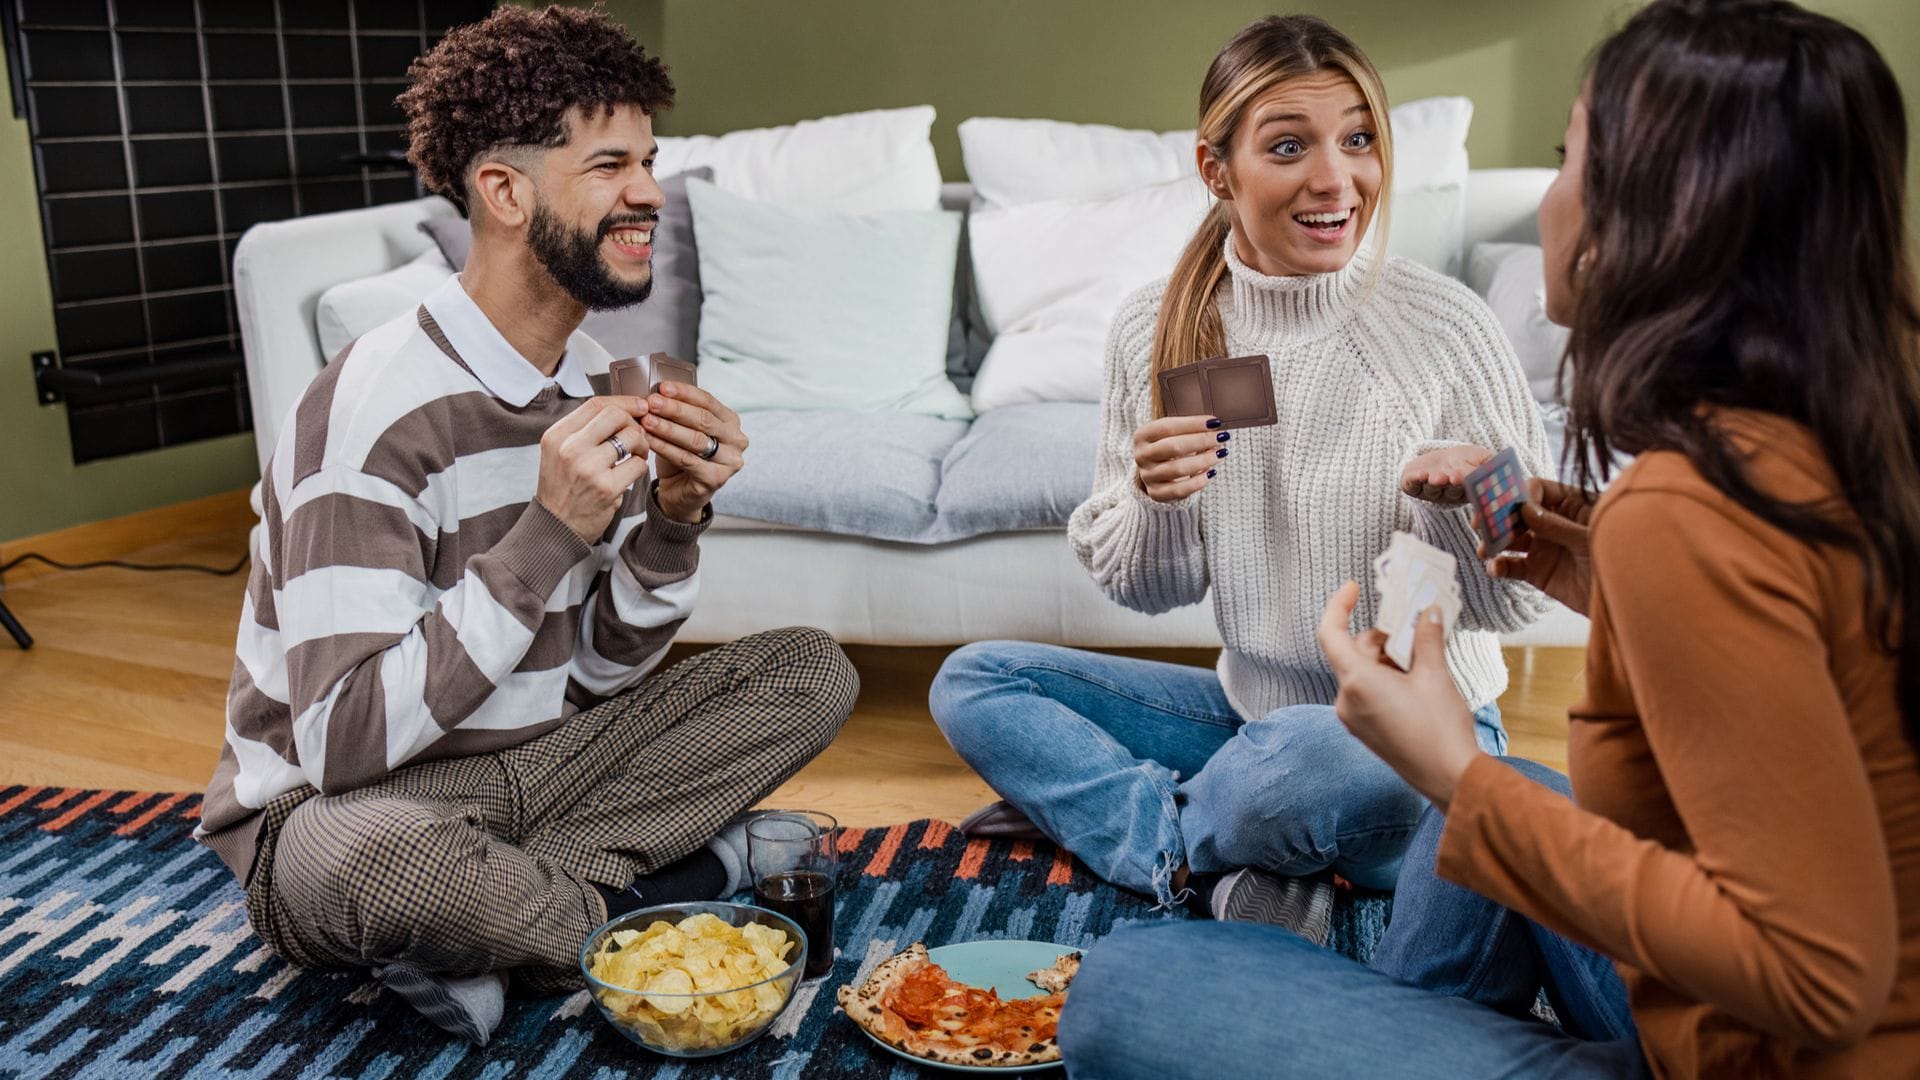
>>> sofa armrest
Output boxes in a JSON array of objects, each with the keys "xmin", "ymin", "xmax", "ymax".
[
  {"xmin": 233, "ymin": 195, "xmax": 460, "ymax": 470},
  {"xmin": 1462, "ymin": 167, "xmax": 1558, "ymax": 252}
]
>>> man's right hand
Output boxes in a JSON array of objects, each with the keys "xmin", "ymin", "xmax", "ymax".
[
  {"xmin": 538, "ymin": 397, "xmax": 651, "ymax": 544},
  {"xmin": 1132, "ymin": 415, "xmax": 1227, "ymax": 503},
  {"xmin": 1478, "ymin": 477, "xmax": 1597, "ymax": 615}
]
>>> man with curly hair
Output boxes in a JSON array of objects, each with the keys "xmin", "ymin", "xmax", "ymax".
[{"xmin": 195, "ymin": 5, "xmax": 858, "ymax": 1043}]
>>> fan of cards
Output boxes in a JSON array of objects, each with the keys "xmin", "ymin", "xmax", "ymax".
[{"xmin": 1371, "ymin": 532, "xmax": 1462, "ymax": 670}]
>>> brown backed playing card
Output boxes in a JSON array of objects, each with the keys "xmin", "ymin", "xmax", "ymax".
[
  {"xmin": 647, "ymin": 352, "xmax": 697, "ymax": 394},
  {"xmin": 1156, "ymin": 354, "xmax": 1276, "ymax": 429},
  {"xmin": 1157, "ymin": 366, "xmax": 1208, "ymax": 418},
  {"xmin": 607, "ymin": 356, "xmax": 648, "ymax": 398},
  {"xmin": 1197, "ymin": 354, "xmax": 1276, "ymax": 429}
]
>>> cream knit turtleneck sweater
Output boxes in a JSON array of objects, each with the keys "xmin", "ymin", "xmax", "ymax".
[{"xmin": 1068, "ymin": 240, "xmax": 1553, "ymax": 717}]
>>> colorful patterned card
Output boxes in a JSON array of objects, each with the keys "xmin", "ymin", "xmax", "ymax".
[{"xmin": 1466, "ymin": 447, "xmax": 1531, "ymax": 556}]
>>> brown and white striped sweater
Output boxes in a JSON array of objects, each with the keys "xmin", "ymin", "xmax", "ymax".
[{"xmin": 198, "ymin": 274, "xmax": 707, "ymax": 878}]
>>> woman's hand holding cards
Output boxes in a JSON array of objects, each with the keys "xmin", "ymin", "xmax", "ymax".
[
  {"xmin": 1477, "ymin": 478, "xmax": 1596, "ymax": 616},
  {"xmin": 1132, "ymin": 415, "xmax": 1228, "ymax": 503},
  {"xmin": 1315, "ymin": 581, "xmax": 1481, "ymax": 813}
]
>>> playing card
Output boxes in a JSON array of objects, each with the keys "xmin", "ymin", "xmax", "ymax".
[
  {"xmin": 648, "ymin": 352, "xmax": 697, "ymax": 394},
  {"xmin": 1466, "ymin": 447, "xmax": 1531, "ymax": 556},
  {"xmin": 1154, "ymin": 355, "xmax": 1277, "ymax": 429},
  {"xmin": 1371, "ymin": 532, "xmax": 1461, "ymax": 670}
]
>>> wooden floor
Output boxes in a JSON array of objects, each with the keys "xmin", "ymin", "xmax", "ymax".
[{"xmin": 0, "ymin": 491, "xmax": 1582, "ymax": 826}]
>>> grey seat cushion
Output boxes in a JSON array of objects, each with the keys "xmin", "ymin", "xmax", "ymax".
[
  {"xmin": 932, "ymin": 402, "xmax": 1097, "ymax": 539},
  {"xmin": 713, "ymin": 410, "xmax": 969, "ymax": 541},
  {"xmin": 712, "ymin": 402, "xmax": 1098, "ymax": 543}
]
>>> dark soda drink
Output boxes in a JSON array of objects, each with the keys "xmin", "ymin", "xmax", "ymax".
[{"xmin": 755, "ymin": 870, "xmax": 836, "ymax": 978}]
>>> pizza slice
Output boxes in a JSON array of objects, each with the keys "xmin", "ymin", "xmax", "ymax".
[{"xmin": 836, "ymin": 943, "xmax": 1078, "ymax": 1067}]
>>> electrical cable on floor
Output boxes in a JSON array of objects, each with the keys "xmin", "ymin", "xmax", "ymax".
[{"xmin": 0, "ymin": 551, "xmax": 250, "ymax": 581}]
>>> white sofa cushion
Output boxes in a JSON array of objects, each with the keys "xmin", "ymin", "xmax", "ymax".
[
  {"xmin": 960, "ymin": 98, "xmax": 1475, "ymax": 411},
  {"xmin": 1466, "ymin": 242, "xmax": 1567, "ymax": 405},
  {"xmin": 315, "ymin": 248, "xmax": 454, "ymax": 360},
  {"xmin": 657, "ymin": 105, "xmax": 942, "ymax": 211},
  {"xmin": 688, "ymin": 177, "xmax": 972, "ymax": 418}
]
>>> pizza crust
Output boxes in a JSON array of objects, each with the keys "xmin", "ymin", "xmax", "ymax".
[
  {"xmin": 1026, "ymin": 951, "xmax": 1081, "ymax": 994},
  {"xmin": 837, "ymin": 943, "xmax": 1070, "ymax": 1067}
]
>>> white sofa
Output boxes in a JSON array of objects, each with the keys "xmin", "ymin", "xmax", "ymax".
[{"xmin": 233, "ymin": 167, "xmax": 1586, "ymax": 648}]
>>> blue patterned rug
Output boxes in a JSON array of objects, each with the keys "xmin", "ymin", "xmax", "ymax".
[{"xmin": 0, "ymin": 786, "xmax": 1389, "ymax": 1077}]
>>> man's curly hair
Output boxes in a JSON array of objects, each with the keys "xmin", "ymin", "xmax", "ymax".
[{"xmin": 399, "ymin": 4, "xmax": 674, "ymax": 207}]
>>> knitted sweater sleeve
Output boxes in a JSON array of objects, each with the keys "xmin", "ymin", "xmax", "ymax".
[
  {"xmin": 1067, "ymin": 285, "xmax": 1210, "ymax": 614},
  {"xmin": 1402, "ymin": 275, "xmax": 1554, "ymax": 634}
]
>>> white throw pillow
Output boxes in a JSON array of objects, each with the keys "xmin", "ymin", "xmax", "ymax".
[
  {"xmin": 959, "ymin": 97, "xmax": 1471, "ymax": 206},
  {"xmin": 1466, "ymin": 242, "xmax": 1568, "ymax": 405},
  {"xmin": 958, "ymin": 118, "xmax": 1198, "ymax": 207},
  {"xmin": 315, "ymin": 248, "xmax": 453, "ymax": 360},
  {"xmin": 961, "ymin": 98, "xmax": 1475, "ymax": 409},
  {"xmin": 967, "ymin": 179, "xmax": 1211, "ymax": 412},
  {"xmin": 688, "ymin": 177, "xmax": 972, "ymax": 419},
  {"xmin": 656, "ymin": 106, "xmax": 941, "ymax": 212}
]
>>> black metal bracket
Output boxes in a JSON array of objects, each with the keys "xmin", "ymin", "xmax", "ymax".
[
  {"xmin": 31, "ymin": 351, "xmax": 58, "ymax": 404},
  {"xmin": 32, "ymin": 351, "xmax": 244, "ymax": 405}
]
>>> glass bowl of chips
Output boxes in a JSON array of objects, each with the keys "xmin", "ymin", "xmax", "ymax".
[{"xmin": 580, "ymin": 901, "xmax": 808, "ymax": 1058}]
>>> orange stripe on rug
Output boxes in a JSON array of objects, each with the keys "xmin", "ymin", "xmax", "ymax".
[
  {"xmin": 918, "ymin": 820, "xmax": 952, "ymax": 850},
  {"xmin": 0, "ymin": 787, "xmax": 47, "ymax": 817},
  {"xmin": 835, "ymin": 827, "xmax": 867, "ymax": 854},
  {"xmin": 37, "ymin": 788, "xmax": 80, "ymax": 810},
  {"xmin": 182, "ymin": 803, "xmax": 201, "ymax": 821},
  {"xmin": 1046, "ymin": 846, "xmax": 1075, "ymax": 887},
  {"xmin": 110, "ymin": 791, "xmax": 155, "ymax": 815},
  {"xmin": 1009, "ymin": 841, "xmax": 1033, "ymax": 862},
  {"xmin": 863, "ymin": 824, "xmax": 910, "ymax": 878},
  {"xmin": 43, "ymin": 790, "xmax": 114, "ymax": 832},
  {"xmin": 115, "ymin": 793, "xmax": 189, "ymax": 836},
  {"xmin": 956, "ymin": 839, "xmax": 990, "ymax": 880}
]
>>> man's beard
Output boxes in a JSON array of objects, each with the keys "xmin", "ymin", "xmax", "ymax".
[{"xmin": 527, "ymin": 200, "xmax": 654, "ymax": 312}]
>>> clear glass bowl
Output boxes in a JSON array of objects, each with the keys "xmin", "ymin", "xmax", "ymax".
[{"xmin": 579, "ymin": 901, "xmax": 809, "ymax": 1058}]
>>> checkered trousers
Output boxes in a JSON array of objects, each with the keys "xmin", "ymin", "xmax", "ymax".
[{"xmin": 241, "ymin": 626, "xmax": 858, "ymax": 988}]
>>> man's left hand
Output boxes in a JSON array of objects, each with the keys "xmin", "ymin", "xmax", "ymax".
[
  {"xmin": 643, "ymin": 381, "xmax": 746, "ymax": 523},
  {"xmin": 1400, "ymin": 444, "xmax": 1493, "ymax": 505}
]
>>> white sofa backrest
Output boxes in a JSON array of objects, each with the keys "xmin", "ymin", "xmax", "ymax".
[
  {"xmin": 235, "ymin": 170, "xmax": 1555, "ymax": 473},
  {"xmin": 234, "ymin": 195, "xmax": 460, "ymax": 471}
]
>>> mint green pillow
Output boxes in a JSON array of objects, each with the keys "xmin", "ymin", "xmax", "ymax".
[{"xmin": 687, "ymin": 177, "xmax": 972, "ymax": 419}]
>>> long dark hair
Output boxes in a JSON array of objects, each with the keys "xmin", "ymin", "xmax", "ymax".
[{"xmin": 1566, "ymin": 0, "xmax": 1920, "ymax": 739}]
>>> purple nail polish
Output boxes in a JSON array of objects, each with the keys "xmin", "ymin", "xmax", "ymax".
[
  {"xmin": 1205, "ymin": 418, "xmax": 1223, "ymax": 430},
  {"xmin": 1216, "ymin": 432, "xmax": 1231, "ymax": 442},
  {"xmin": 1207, "ymin": 468, "xmax": 1217, "ymax": 478},
  {"xmin": 1216, "ymin": 448, "xmax": 1228, "ymax": 458}
]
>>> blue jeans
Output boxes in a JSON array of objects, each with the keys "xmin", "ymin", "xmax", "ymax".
[
  {"xmin": 1058, "ymin": 758, "xmax": 1651, "ymax": 1079},
  {"xmin": 929, "ymin": 642, "xmax": 1507, "ymax": 904}
]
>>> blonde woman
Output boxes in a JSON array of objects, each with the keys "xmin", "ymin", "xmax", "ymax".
[{"xmin": 930, "ymin": 15, "xmax": 1550, "ymax": 924}]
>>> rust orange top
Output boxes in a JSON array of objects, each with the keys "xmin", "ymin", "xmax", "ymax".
[{"xmin": 1440, "ymin": 410, "xmax": 1920, "ymax": 1078}]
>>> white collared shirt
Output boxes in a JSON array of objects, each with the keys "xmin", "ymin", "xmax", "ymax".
[{"xmin": 420, "ymin": 273, "xmax": 598, "ymax": 406}]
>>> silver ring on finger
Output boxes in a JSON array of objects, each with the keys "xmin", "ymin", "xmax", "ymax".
[
  {"xmin": 698, "ymin": 434, "xmax": 720, "ymax": 461},
  {"xmin": 608, "ymin": 434, "xmax": 632, "ymax": 467}
]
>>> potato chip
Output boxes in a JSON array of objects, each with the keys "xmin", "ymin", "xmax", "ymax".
[{"xmin": 588, "ymin": 911, "xmax": 798, "ymax": 1052}]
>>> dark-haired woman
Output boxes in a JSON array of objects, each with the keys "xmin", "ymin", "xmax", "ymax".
[
  {"xmin": 930, "ymin": 15, "xmax": 1551, "ymax": 925},
  {"xmin": 1060, "ymin": 1, "xmax": 1920, "ymax": 1076}
]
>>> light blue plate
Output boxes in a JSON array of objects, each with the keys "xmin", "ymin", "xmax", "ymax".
[{"xmin": 853, "ymin": 939, "xmax": 1076, "ymax": 1074}]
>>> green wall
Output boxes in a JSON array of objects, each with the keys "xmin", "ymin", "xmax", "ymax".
[
  {"xmin": 0, "ymin": 47, "xmax": 260, "ymax": 543},
  {"xmin": 634, "ymin": 0, "xmax": 1917, "ymax": 211},
  {"xmin": 3, "ymin": 0, "xmax": 1915, "ymax": 541}
]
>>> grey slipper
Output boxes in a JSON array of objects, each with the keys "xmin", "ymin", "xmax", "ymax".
[
  {"xmin": 375, "ymin": 963, "xmax": 507, "ymax": 1046},
  {"xmin": 958, "ymin": 800, "xmax": 1048, "ymax": 842}
]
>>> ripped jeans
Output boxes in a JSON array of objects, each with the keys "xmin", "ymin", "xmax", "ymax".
[{"xmin": 929, "ymin": 642, "xmax": 1506, "ymax": 906}]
